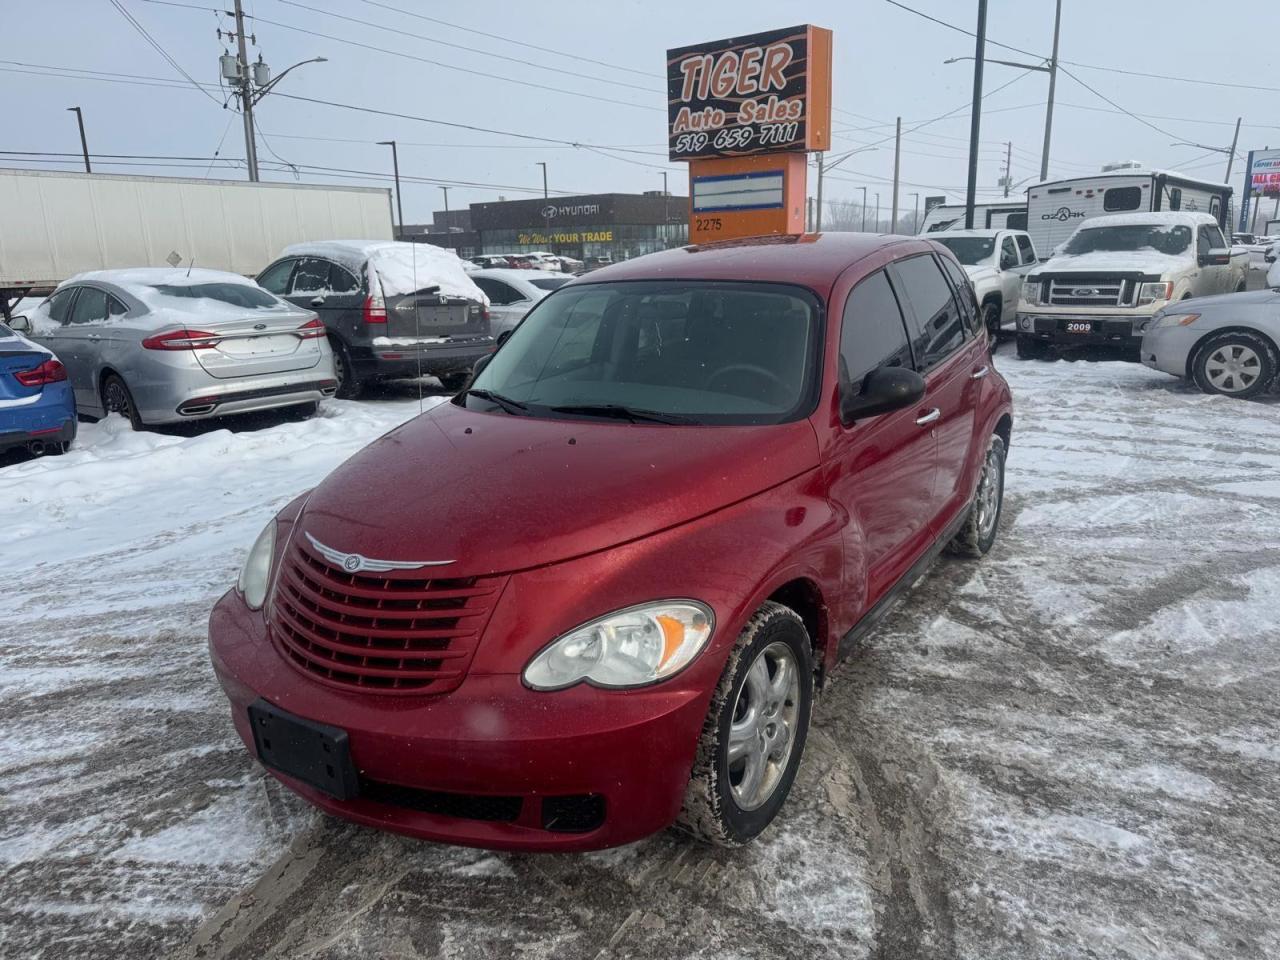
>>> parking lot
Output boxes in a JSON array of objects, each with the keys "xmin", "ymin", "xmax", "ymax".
[{"xmin": 2, "ymin": 348, "xmax": 1279, "ymax": 960}]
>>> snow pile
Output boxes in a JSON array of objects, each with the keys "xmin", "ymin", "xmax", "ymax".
[{"xmin": 282, "ymin": 241, "xmax": 487, "ymax": 303}]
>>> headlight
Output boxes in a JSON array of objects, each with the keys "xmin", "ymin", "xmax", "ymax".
[
  {"xmin": 1021, "ymin": 279, "xmax": 1040, "ymax": 305},
  {"xmin": 1138, "ymin": 281, "xmax": 1174, "ymax": 306},
  {"xmin": 1150, "ymin": 312, "xmax": 1199, "ymax": 330},
  {"xmin": 237, "ymin": 520, "xmax": 276, "ymax": 611},
  {"xmin": 523, "ymin": 600, "xmax": 715, "ymax": 691}
]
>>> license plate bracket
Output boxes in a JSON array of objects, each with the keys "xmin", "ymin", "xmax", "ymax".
[{"xmin": 248, "ymin": 699, "xmax": 360, "ymax": 800}]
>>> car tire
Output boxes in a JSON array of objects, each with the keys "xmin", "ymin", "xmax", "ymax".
[
  {"xmin": 1191, "ymin": 331, "xmax": 1277, "ymax": 399},
  {"xmin": 329, "ymin": 337, "xmax": 364, "ymax": 400},
  {"xmin": 101, "ymin": 373, "xmax": 145, "ymax": 431},
  {"xmin": 438, "ymin": 371, "xmax": 470, "ymax": 393},
  {"xmin": 1015, "ymin": 333, "xmax": 1051, "ymax": 361},
  {"xmin": 678, "ymin": 601, "xmax": 813, "ymax": 847},
  {"xmin": 284, "ymin": 401, "xmax": 320, "ymax": 421},
  {"xmin": 948, "ymin": 434, "xmax": 1006, "ymax": 558},
  {"xmin": 1236, "ymin": 280, "xmax": 1248, "ymax": 293},
  {"xmin": 982, "ymin": 300, "xmax": 1001, "ymax": 339}
]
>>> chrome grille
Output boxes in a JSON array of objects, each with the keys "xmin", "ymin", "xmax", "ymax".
[{"xmin": 1047, "ymin": 277, "xmax": 1128, "ymax": 307}]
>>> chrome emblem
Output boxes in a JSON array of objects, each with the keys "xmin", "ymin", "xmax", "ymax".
[
  {"xmin": 1072, "ymin": 287, "xmax": 1099, "ymax": 297},
  {"xmin": 304, "ymin": 532, "xmax": 453, "ymax": 572},
  {"xmin": 253, "ymin": 322, "xmax": 267, "ymax": 330}
]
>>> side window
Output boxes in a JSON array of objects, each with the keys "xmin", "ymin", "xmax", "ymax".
[
  {"xmin": 1015, "ymin": 234, "xmax": 1036, "ymax": 264},
  {"xmin": 838, "ymin": 270, "xmax": 914, "ymax": 393},
  {"xmin": 69, "ymin": 286, "xmax": 110, "ymax": 325},
  {"xmin": 1205, "ymin": 224, "xmax": 1227, "ymax": 250},
  {"xmin": 940, "ymin": 257, "xmax": 981, "ymax": 337},
  {"xmin": 890, "ymin": 254, "xmax": 968, "ymax": 370},
  {"xmin": 999, "ymin": 237, "xmax": 1019, "ymax": 270},
  {"xmin": 258, "ymin": 259, "xmax": 296, "ymax": 294},
  {"xmin": 329, "ymin": 263, "xmax": 361, "ymax": 294},
  {"xmin": 1168, "ymin": 187, "xmax": 1182, "ymax": 211},
  {"xmin": 46, "ymin": 288, "xmax": 78, "ymax": 325},
  {"xmin": 1006, "ymin": 212, "xmax": 1028, "ymax": 231},
  {"xmin": 1104, "ymin": 186, "xmax": 1142, "ymax": 212},
  {"xmin": 289, "ymin": 258, "xmax": 332, "ymax": 295},
  {"xmin": 1197, "ymin": 228, "xmax": 1212, "ymax": 257},
  {"xmin": 474, "ymin": 278, "xmax": 520, "ymax": 305},
  {"xmin": 108, "ymin": 295, "xmax": 129, "ymax": 318}
]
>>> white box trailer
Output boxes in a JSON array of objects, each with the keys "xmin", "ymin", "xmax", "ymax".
[
  {"xmin": 0, "ymin": 168, "xmax": 393, "ymax": 309},
  {"xmin": 1026, "ymin": 169, "xmax": 1231, "ymax": 258},
  {"xmin": 918, "ymin": 201, "xmax": 1027, "ymax": 234}
]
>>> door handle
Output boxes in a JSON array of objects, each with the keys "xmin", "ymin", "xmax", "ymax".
[
  {"xmin": 970, "ymin": 365, "xmax": 990, "ymax": 380},
  {"xmin": 310, "ymin": 297, "xmax": 326, "ymax": 307},
  {"xmin": 915, "ymin": 408, "xmax": 941, "ymax": 426},
  {"xmin": 87, "ymin": 334, "xmax": 102, "ymax": 341}
]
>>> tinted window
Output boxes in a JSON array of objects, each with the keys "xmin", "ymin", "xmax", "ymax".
[
  {"xmin": 329, "ymin": 264, "xmax": 361, "ymax": 294},
  {"xmin": 839, "ymin": 271, "xmax": 914, "ymax": 394},
  {"xmin": 108, "ymin": 295, "xmax": 128, "ymax": 317},
  {"xmin": 151, "ymin": 283, "xmax": 280, "ymax": 308},
  {"xmin": 69, "ymin": 286, "xmax": 110, "ymax": 325},
  {"xmin": 1104, "ymin": 186, "xmax": 1142, "ymax": 211},
  {"xmin": 891, "ymin": 255, "xmax": 967, "ymax": 370},
  {"xmin": 940, "ymin": 257, "xmax": 981, "ymax": 336},
  {"xmin": 46, "ymin": 288, "xmax": 77, "ymax": 325},
  {"xmin": 1205, "ymin": 224, "xmax": 1227, "ymax": 249},
  {"xmin": 1168, "ymin": 187, "xmax": 1182, "ymax": 211},
  {"xmin": 1015, "ymin": 234, "xmax": 1035, "ymax": 263},
  {"xmin": 1000, "ymin": 237, "xmax": 1018, "ymax": 269},
  {"xmin": 1006, "ymin": 212, "xmax": 1028, "ymax": 230},
  {"xmin": 1197, "ymin": 228, "xmax": 1213, "ymax": 256},
  {"xmin": 473, "ymin": 277, "xmax": 522, "ymax": 305},
  {"xmin": 258, "ymin": 259, "xmax": 295, "ymax": 294},
  {"xmin": 290, "ymin": 259, "xmax": 332, "ymax": 295}
]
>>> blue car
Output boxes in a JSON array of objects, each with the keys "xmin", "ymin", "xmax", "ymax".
[{"xmin": 0, "ymin": 320, "xmax": 76, "ymax": 457}]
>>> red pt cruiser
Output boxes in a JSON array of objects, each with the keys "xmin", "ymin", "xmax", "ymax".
[{"xmin": 209, "ymin": 233, "xmax": 1013, "ymax": 851}]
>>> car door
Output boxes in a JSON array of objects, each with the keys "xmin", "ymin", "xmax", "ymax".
[
  {"xmin": 1203, "ymin": 223, "xmax": 1232, "ymax": 294},
  {"xmin": 997, "ymin": 234, "xmax": 1022, "ymax": 324},
  {"xmin": 827, "ymin": 268, "xmax": 937, "ymax": 606},
  {"xmin": 889, "ymin": 253, "xmax": 984, "ymax": 536},
  {"xmin": 62, "ymin": 285, "xmax": 119, "ymax": 408}
]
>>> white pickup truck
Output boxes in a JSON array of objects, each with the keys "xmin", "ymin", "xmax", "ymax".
[
  {"xmin": 932, "ymin": 228, "xmax": 1039, "ymax": 336},
  {"xmin": 1015, "ymin": 212, "xmax": 1248, "ymax": 359}
]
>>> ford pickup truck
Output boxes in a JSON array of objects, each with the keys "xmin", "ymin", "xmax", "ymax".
[
  {"xmin": 1015, "ymin": 212, "xmax": 1247, "ymax": 359},
  {"xmin": 933, "ymin": 228, "xmax": 1039, "ymax": 336}
]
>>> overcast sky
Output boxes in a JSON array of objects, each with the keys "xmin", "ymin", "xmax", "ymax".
[{"xmin": 5, "ymin": 0, "xmax": 1279, "ymax": 225}]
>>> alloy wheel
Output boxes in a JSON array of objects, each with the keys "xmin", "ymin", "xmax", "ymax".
[
  {"xmin": 727, "ymin": 640, "xmax": 801, "ymax": 811},
  {"xmin": 105, "ymin": 381, "xmax": 131, "ymax": 418},
  {"xmin": 1204, "ymin": 344, "xmax": 1262, "ymax": 393},
  {"xmin": 974, "ymin": 442, "xmax": 1003, "ymax": 542}
]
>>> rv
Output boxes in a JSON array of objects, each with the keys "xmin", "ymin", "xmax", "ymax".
[
  {"xmin": 1026, "ymin": 168, "xmax": 1231, "ymax": 259},
  {"xmin": 917, "ymin": 201, "xmax": 1027, "ymax": 234}
]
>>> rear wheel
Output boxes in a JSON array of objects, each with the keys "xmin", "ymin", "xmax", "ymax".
[
  {"xmin": 329, "ymin": 337, "xmax": 364, "ymax": 400},
  {"xmin": 1191, "ymin": 331, "xmax": 1276, "ymax": 399},
  {"xmin": 1016, "ymin": 333, "xmax": 1051, "ymax": 361},
  {"xmin": 438, "ymin": 371, "xmax": 470, "ymax": 393},
  {"xmin": 948, "ymin": 434, "xmax": 1006, "ymax": 558},
  {"xmin": 679, "ymin": 602, "xmax": 813, "ymax": 847},
  {"xmin": 101, "ymin": 373, "xmax": 144, "ymax": 431}
]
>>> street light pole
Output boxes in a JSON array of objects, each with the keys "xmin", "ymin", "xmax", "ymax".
[
  {"xmin": 537, "ymin": 162, "xmax": 548, "ymax": 199},
  {"xmin": 875, "ymin": 192, "xmax": 881, "ymax": 232},
  {"xmin": 859, "ymin": 186, "xmax": 867, "ymax": 232},
  {"xmin": 815, "ymin": 152, "xmax": 825, "ymax": 231},
  {"xmin": 661, "ymin": 171, "xmax": 669, "ymax": 247},
  {"xmin": 66, "ymin": 106, "xmax": 90, "ymax": 173},
  {"xmin": 378, "ymin": 140, "xmax": 403, "ymax": 236},
  {"xmin": 891, "ymin": 116, "xmax": 902, "ymax": 233},
  {"xmin": 1040, "ymin": 0, "xmax": 1062, "ymax": 181},
  {"xmin": 965, "ymin": 0, "xmax": 989, "ymax": 230},
  {"xmin": 911, "ymin": 192, "xmax": 920, "ymax": 233}
]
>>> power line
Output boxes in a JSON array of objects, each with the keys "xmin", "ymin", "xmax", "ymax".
[
  {"xmin": 1056, "ymin": 65, "xmax": 1183, "ymax": 142},
  {"xmin": 107, "ymin": 0, "xmax": 222, "ymax": 104},
  {"xmin": 883, "ymin": 0, "xmax": 1044, "ymax": 60}
]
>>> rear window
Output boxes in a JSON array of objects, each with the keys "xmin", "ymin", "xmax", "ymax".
[
  {"xmin": 150, "ymin": 283, "xmax": 280, "ymax": 308},
  {"xmin": 529, "ymin": 276, "xmax": 571, "ymax": 291},
  {"xmin": 1103, "ymin": 186, "xmax": 1143, "ymax": 212}
]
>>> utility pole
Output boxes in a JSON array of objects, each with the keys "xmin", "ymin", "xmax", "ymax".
[
  {"xmin": 815, "ymin": 153, "xmax": 825, "ymax": 231},
  {"xmin": 660, "ymin": 171, "xmax": 670, "ymax": 246},
  {"xmin": 440, "ymin": 185, "xmax": 450, "ymax": 220},
  {"xmin": 965, "ymin": 0, "xmax": 988, "ymax": 229},
  {"xmin": 537, "ymin": 161, "xmax": 548, "ymax": 199},
  {"xmin": 378, "ymin": 140, "xmax": 403, "ymax": 236},
  {"xmin": 1225, "ymin": 117, "xmax": 1242, "ymax": 182},
  {"xmin": 891, "ymin": 116, "xmax": 902, "ymax": 233},
  {"xmin": 807, "ymin": 196, "xmax": 814, "ymax": 232},
  {"xmin": 911, "ymin": 192, "xmax": 920, "ymax": 234},
  {"xmin": 875, "ymin": 192, "xmax": 881, "ymax": 232},
  {"xmin": 1003, "ymin": 141, "xmax": 1012, "ymax": 197},
  {"xmin": 231, "ymin": 0, "xmax": 258, "ymax": 181},
  {"xmin": 1040, "ymin": 0, "xmax": 1062, "ymax": 181},
  {"xmin": 66, "ymin": 106, "xmax": 90, "ymax": 173},
  {"xmin": 859, "ymin": 186, "xmax": 867, "ymax": 232}
]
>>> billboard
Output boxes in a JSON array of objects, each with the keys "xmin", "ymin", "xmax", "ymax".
[
  {"xmin": 1239, "ymin": 149, "xmax": 1280, "ymax": 231},
  {"xmin": 666, "ymin": 25, "xmax": 831, "ymax": 162}
]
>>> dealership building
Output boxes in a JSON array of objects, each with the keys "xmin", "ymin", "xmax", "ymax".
[{"xmin": 407, "ymin": 191, "xmax": 689, "ymax": 262}]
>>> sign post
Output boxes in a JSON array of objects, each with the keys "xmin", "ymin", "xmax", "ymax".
[{"xmin": 667, "ymin": 25, "xmax": 832, "ymax": 243}]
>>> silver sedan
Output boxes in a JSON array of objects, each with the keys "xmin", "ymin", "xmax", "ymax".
[
  {"xmin": 1140, "ymin": 279, "xmax": 1280, "ymax": 399},
  {"xmin": 10, "ymin": 268, "xmax": 337, "ymax": 429}
]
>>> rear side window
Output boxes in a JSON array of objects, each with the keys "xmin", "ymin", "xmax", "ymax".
[
  {"xmin": 108, "ymin": 295, "xmax": 128, "ymax": 317},
  {"xmin": 329, "ymin": 264, "xmax": 361, "ymax": 294},
  {"xmin": 1104, "ymin": 186, "xmax": 1142, "ymax": 211},
  {"xmin": 258, "ymin": 259, "xmax": 296, "ymax": 294},
  {"xmin": 69, "ymin": 287, "xmax": 110, "ymax": 325},
  {"xmin": 890, "ymin": 255, "xmax": 968, "ymax": 371},
  {"xmin": 1015, "ymin": 234, "xmax": 1036, "ymax": 263},
  {"xmin": 290, "ymin": 259, "xmax": 332, "ymax": 295},
  {"xmin": 939, "ymin": 257, "xmax": 981, "ymax": 337},
  {"xmin": 839, "ymin": 271, "xmax": 914, "ymax": 393},
  {"xmin": 474, "ymin": 277, "xmax": 522, "ymax": 305}
]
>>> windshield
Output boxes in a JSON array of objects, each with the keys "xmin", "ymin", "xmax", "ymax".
[
  {"xmin": 935, "ymin": 236, "xmax": 995, "ymax": 265},
  {"xmin": 1061, "ymin": 224, "xmax": 1192, "ymax": 257},
  {"xmin": 529, "ymin": 276, "xmax": 572, "ymax": 291},
  {"xmin": 150, "ymin": 283, "xmax": 282, "ymax": 308},
  {"xmin": 465, "ymin": 280, "xmax": 820, "ymax": 425}
]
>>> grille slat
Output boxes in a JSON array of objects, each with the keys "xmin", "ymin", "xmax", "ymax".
[
  {"xmin": 1047, "ymin": 276, "xmax": 1128, "ymax": 307},
  {"xmin": 269, "ymin": 535, "xmax": 500, "ymax": 694}
]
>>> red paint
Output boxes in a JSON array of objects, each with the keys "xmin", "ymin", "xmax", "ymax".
[{"xmin": 209, "ymin": 233, "xmax": 1013, "ymax": 851}]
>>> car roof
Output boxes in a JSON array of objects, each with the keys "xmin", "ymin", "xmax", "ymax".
[
  {"xmin": 470, "ymin": 268, "xmax": 538, "ymax": 283},
  {"xmin": 1082, "ymin": 211, "xmax": 1219, "ymax": 228},
  {"xmin": 577, "ymin": 233, "xmax": 930, "ymax": 297},
  {"xmin": 934, "ymin": 228, "xmax": 1019, "ymax": 238}
]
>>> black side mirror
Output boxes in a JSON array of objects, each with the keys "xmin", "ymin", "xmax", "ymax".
[
  {"xmin": 840, "ymin": 366, "xmax": 927, "ymax": 425},
  {"xmin": 6, "ymin": 315, "xmax": 31, "ymax": 333},
  {"xmin": 495, "ymin": 330, "xmax": 512, "ymax": 348},
  {"xmin": 1199, "ymin": 248, "xmax": 1231, "ymax": 267}
]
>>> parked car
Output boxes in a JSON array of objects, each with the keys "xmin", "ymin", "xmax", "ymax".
[
  {"xmin": 0, "ymin": 319, "xmax": 76, "ymax": 456},
  {"xmin": 523, "ymin": 251, "xmax": 562, "ymax": 272},
  {"xmin": 1016, "ymin": 212, "xmax": 1248, "ymax": 359},
  {"xmin": 470, "ymin": 255, "xmax": 513, "ymax": 270},
  {"xmin": 933, "ymin": 228, "xmax": 1038, "ymax": 336},
  {"xmin": 10, "ymin": 269, "xmax": 335, "ymax": 430},
  {"xmin": 258, "ymin": 241, "xmax": 492, "ymax": 397},
  {"xmin": 550, "ymin": 255, "xmax": 585, "ymax": 274},
  {"xmin": 1140, "ymin": 260, "xmax": 1280, "ymax": 398},
  {"xmin": 470, "ymin": 268, "xmax": 574, "ymax": 336},
  {"xmin": 208, "ymin": 233, "xmax": 1013, "ymax": 852}
]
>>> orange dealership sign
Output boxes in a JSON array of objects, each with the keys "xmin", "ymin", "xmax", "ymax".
[{"xmin": 666, "ymin": 24, "xmax": 832, "ymax": 161}]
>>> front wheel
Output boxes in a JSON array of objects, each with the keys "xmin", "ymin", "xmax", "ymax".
[
  {"xmin": 678, "ymin": 602, "xmax": 813, "ymax": 847},
  {"xmin": 948, "ymin": 433, "xmax": 1006, "ymax": 557},
  {"xmin": 1191, "ymin": 331, "xmax": 1276, "ymax": 399}
]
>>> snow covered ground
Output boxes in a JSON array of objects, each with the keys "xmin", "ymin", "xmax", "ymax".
[{"xmin": 2, "ymin": 351, "xmax": 1279, "ymax": 959}]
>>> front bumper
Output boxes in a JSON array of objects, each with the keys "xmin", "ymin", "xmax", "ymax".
[
  {"xmin": 1139, "ymin": 324, "xmax": 1202, "ymax": 379},
  {"xmin": 208, "ymin": 590, "xmax": 710, "ymax": 851},
  {"xmin": 1015, "ymin": 311, "xmax": 1150, "ymax": 346}
]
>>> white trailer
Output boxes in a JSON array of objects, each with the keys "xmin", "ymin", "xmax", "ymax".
[
  {"xmin": 1025, "ymin": 169, "xmax": 1231, "ymax": 259},
  {"xmin": 0, "ymin": 169, "xmax": 393, "ymax": 314},
  {"xmin": 917, "ymin": 201, "xmax": 1027, "ymax": 234}
]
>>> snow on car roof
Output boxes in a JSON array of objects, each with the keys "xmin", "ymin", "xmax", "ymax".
[
  {"xmin": 932, "ymin": 228, "xmax": 1020, "ymax": 238},
  {"xmin": 63, "ymin": 267, "xmax": 259, "ymax": 290},
  {"xmin": 1075, "ymin": 211, "xmax": 1219, "ymax": 229},
  {"xmin": 281, "ymin": 240, "xmax": 486, "ymax": 303}
]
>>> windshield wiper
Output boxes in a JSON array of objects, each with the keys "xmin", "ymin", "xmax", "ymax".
[
  {"xmin": 549, "ymin": 403, "xmax": 698, "ymax": 425},
  {"xmin": 462, "ymin": 388, "xmax": 529, "ymax": 416}
]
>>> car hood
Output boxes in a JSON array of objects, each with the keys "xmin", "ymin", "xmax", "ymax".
[
  {"xmin": 297, "ymin": 401, "xmax": 821, "ymax": 577},
  {"xmin": 1034, "ymin": 250, "xmax": 1190, "ymax": 275},
  {"xmin": 1179, "ymin": 288, "xmax": 1280, "ymax": 309}
]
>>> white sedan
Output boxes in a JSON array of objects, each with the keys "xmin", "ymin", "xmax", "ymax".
[{"xmin": 469, "ymin": 268, "xmax": 573, "ymax": 336}]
